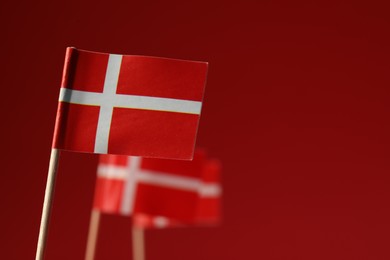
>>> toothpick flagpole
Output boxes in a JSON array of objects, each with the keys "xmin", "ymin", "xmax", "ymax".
[
  {"xmin": 35, "ymin": 148, "xmax": 61, "ymax": 260},
  {"xmin": 132, "ymin": 226, "xmax": 145, "ymax": 260},
  {"xmin": 85, "ymin": 209, "xmax": 101, "ymax": 260}
]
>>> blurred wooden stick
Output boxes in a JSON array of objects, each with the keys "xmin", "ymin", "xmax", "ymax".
[
  {"xmin": 132, "ymin": 226, "xmax": 145, "ymax": 260},
  {"xmin": 85, "ymin": 209, "xmax": 101, "ymax": 260},
  {"xmin": 35, "ymin": 148, "xmax": 61, "ymax": 260}
]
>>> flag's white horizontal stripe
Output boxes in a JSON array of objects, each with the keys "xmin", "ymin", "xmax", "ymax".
[
  {"xmin": 115, "ymin": 94, "xmax": 201, "ymax": 114},
  {"xmin": 59, "ymin": 88, "xmax": 101, "ymax": 106},
  {"xmin": 153, "ymin": 216, "xmax": 170, "ymax": 228},
  {"xmin": 137, "ymin": 170, "xmax": 201, "ymax": 192},
  {"xmin": 97, "ymin": 165, "xmax": 222, "ymax": 196},
  {"xmin": 59, "ymin": 88, "xmax": 202, "ymax": 114},
  {"xmin": 199, "ymin": 184, "xmax": 222, "ymax": 198},
  {"xmin": 97, "ymin": 165, "xmax": 128, "ymax": 180}
]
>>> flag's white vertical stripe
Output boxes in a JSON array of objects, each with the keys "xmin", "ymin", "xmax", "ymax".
[
  {"xmin": 120, "ymin": 156, "xmax": 141, "ymax": 215},
  {"xmin": 93, "ymin": 105, "xmax": 113, "ymax": 153},
  {"xmin": 94, "ymin": 54, "xmax": 123, "ymax": 154}
]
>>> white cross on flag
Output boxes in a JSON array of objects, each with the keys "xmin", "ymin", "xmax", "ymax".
[
  {"xmin": 93, "ymin": 151, "xmax": 222, "ymax": 225},
  {"xmin": 53, "ymin": 48, "xmax": 208, "ymax": 159}
]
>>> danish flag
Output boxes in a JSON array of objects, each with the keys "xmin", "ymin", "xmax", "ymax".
[
  {"xmin": 93, "ymin": 152, "xmax": 222, "ymax": 226},
  {"xmin": 53, "ymin": 48, "xmax": 208, "ymax": 159},
  {"xmin": 133, "ymin": 159, "xmax": 222, "ymax": 229}
]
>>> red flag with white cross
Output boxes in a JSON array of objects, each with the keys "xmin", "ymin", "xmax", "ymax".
[
  {"xmin": 93, "ymin": 151, "xmax": 222, "ymax": 225},
  {"xmin": 133, "ymin": 159, "xmax": 222, "ymax": 229},
  {"xmin": 53, "ymin": 48, "xmax": 208, "ymax": 159},
  {"xmin": 36, "ymin": 48, "xmax": 208, "ymax": 259}
]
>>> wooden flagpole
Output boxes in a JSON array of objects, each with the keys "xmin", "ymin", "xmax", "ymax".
[
  {"xmin": 132, "ymin": 226, "xmax": 145, "ymax": 260},
  {"xmin": 85, "ymin": 209, "xmax": 101, "ymax": 260},
  {"xmin": 35, "ymin": 148, "xmax": 61, "ymax": 260}
]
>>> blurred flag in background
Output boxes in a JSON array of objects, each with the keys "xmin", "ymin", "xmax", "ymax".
[{"xmin": 93, "ymin": 150, "xmax": 222, "ymax": 228}]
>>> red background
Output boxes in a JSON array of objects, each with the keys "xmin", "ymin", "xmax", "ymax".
[{"xmin": 1, "ymin": 1, "xmax": 390, "ymax": 259}]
